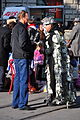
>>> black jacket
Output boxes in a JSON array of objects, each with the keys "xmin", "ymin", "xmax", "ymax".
[
  {"xmin": 28, "ymin": 26, "xmax": 39, "ymax": 43},
  {"xmin": 0, "ymin": 26, "xmax": 11, "ymax": 67},
  {"xmin": 28, "ymin": 26, "xmax": 40, "ymax": 58},
  {"xmin": 11, "ymin": 22, "xmax": 32, "ymax": 59}
]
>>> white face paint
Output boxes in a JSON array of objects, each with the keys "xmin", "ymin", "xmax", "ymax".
[
  {"xmin": 74, "ymin": 22, "xmax": 77, "ymax": 26},
  {"xmin": 44, "ymin": 24, "xmax": 52, "ymax": 32}
]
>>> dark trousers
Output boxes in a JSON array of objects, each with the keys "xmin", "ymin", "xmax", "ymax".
[
  {"xmin": 0, "ymin": 66, "xmax": 6, "ymax": 90},
  {"xmin": 48, "ymin": 56, "xmax": 56, "ymax": 97}
]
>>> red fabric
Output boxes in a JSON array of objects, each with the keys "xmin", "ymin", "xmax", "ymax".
[
  {"xmin": 28, "ymin": 24, "xmax": 36, "ymax": 28},
  {"xmin": 8, "ymin": 59, "xmax": 15, "ymax": 94}
]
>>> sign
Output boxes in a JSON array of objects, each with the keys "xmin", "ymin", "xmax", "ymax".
[
  {"xmin": 49, "ymin": 9, "xmax": 56, "ymax": 13},
  {"xmin": 3, "ymin": 7, "xmax": 27, "ymax": 20}
]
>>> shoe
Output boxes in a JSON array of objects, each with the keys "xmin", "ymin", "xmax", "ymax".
[
  {"xmin": 19, "ymin": 105, "xmax": 36, "ymax": 110},
  {"xmin": 12, "ymin": 106, "xmax": 18, "ymax": 109},
  {"xmin": 45, "ymin": 94, "xmax": 55, "ymax": 106},
  {"xmin": 29, "ymin": 87, "xmax": 37, "ymax": 93},
  {"xmin": 46, "ymin": 100, "xmax": 54, "ymax": 106},
  {"xmin": 47, "ymin": 102, "xmax": 54, "ymax": 106}
]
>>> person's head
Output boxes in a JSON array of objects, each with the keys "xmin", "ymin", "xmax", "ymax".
[
  {"xmin": 28, "ymin": 18, "xmax": 35, "ymax": 25},
  {"xmin": 7, "ymin": 21, "xmax": 16, "ymax": 31},
  {"xmin": 17, "ymin": 10, "xmax": 29, "ymax": 24},
  {"xmin": 68, "ymin": 49, "xmax": 74, "ymax": 58},
  {"xmin": 73, "ymin": 17, "xmax": 80, "ymax": 26},
  {"xmin": 7, "ymin": 18, "xmax": 16, "ymax": 25},
  {"xmin": 36, "ymin": 41, "xmax": 44, "ymax": 50},
  {"xmin": 57, "ymin": 22, "xmax": 62, "ymax": 27},
  {"xmin": 39, "ymin": 22, "xmax": 44, "ymax": 31},
  {"xmin": 41, "ymin": 17, "xmax": 56, "ymax": 32}
]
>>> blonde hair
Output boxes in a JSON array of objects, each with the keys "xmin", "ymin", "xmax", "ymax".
[{"xmin": 17, "ymin": 10, "xmax": 28, "ymax": 20}]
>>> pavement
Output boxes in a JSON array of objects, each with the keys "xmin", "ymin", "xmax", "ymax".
[{"xmin": 0, "ymin": 91, "xmax": 80, "ymax": 120}]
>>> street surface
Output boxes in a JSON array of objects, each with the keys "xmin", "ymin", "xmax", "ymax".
[{"xmin": 0, "ymin": 91, "xmax": 80, "ymax": 120}]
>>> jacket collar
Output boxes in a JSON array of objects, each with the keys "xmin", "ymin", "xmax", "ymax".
[{"xmin": 18, "ymin": 22, "xmax": 26, "ymax": 28}]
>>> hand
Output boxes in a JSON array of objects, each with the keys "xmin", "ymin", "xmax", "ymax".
[{"xmin": 66, "ymin": 40, "xmax": 71, "ymax": 47}]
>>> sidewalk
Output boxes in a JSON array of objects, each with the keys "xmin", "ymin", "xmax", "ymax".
[{"xmin": 0, "ymin": 91, "xmax": 80, "ymax": 120}]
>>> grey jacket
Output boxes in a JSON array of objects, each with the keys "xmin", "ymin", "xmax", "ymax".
[{"xmin": 69, "ymin": 23, "xmax": 80, "ymax": 57}]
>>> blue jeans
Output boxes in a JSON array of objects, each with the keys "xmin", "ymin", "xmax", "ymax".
[{"xmin": 12, "ymin": 59, "xmax": 29, "ymax": 108}]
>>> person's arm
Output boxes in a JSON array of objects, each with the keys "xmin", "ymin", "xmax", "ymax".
[
  {"xmin": 66, "ymin": 40, "xmax": 72, "ymax": 47},
  {"xmin": 3, "ymin": 29, "xmax": 11, "ymax": 52},
  {"xmin": 67, "ymin": 26, "xmax": 78, "ymax": 47},
  {"xmin": 19, "ymin": 27, "xmax": 31, "ymax": 51}
]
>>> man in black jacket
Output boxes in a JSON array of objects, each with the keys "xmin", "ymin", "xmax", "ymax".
[
  {"xmin": 0, "ymin": 22, "xmax": 11, "ymax": 91},
  {"xmin": 11, "ymin": 10, "xmax": 33, "ymax": 110}
]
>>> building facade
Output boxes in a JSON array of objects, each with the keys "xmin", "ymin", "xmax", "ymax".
[
  {"xmin": 1, "ymin": 0, "xmax": 63, "ymax": 21},
  {"xmin": 64, "ymin": 0, "xmax": 80, "ymax": 25},
  {"xmin": 0, "ymin": 0, "xmax": 80, "ymax": 25}
]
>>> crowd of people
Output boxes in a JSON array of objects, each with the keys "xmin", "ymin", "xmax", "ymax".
[{"xmin": 0, "ymin": 10, "xmax": 80, "ymax": 110}]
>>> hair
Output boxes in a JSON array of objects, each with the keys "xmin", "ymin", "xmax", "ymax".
[
  {"xmin": 68, "ymin": 49, "xmax": 74, "ymax": 59},
  {"xmin": 9, "ymin": 16, "xmax": 16, "ymax": 19},
  {"xmin": 28, "ymin": 19, "xmax": 35, "ymax": 24},
  {"xmin": 8, "ymin": 21, "xmax": 16, "ymax": 30},
  {"xmin": 37, "ymin": 41, "xmax": 44, "ymax": 48},
  {"xmin": 17, "ymin": 10, "xmax": 28, "ymax": 20}
]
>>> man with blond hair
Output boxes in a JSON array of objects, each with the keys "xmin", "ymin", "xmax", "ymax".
[{"xmin": 11, "ymin": 10, "xmax": 33, "ymax": 110}]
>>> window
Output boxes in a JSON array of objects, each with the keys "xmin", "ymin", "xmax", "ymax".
[{"xmin": 36, "ymin": 0, "xmax": 46, "ymax": 5}]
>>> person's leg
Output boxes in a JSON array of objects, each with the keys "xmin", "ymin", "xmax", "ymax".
[
  {"xmin": 30, "ymin": 69, "xmax": 38, "ymax": 88},
  {"xmin": 19, "ymin": 59, "xmax": 29, "ymax": 108},
  {"xmin": 30, "ymin": 60, "xmax": 38, "ymax": 89},
  {"xmin": 49, "ymin": 57, "xmax": 56, "ymax": 97},
  {"xmin": 0, "ymin": 66, "xmax": 5, "ymax": 91},
  {"xmin": 12, "ymin": 59, "xmax": 20, "ymax": 107},
  {"xmin": 37, "ymin": 65, "xmax": 43, "ymax": 82},
  {"xmin": 45, "ymin": 63, "xmax": 54, "ymax": 105}
]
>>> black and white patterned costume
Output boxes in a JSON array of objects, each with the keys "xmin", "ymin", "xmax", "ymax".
[{"xmin": 45, "ymin": 29, "xmax": 76, "ymax": 105}]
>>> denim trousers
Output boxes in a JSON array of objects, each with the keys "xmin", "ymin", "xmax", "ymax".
[{"xmin": 12, "ymin": 59, "xmax": 29, "ymax": 108}]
